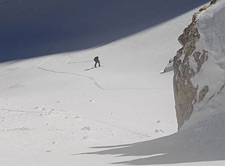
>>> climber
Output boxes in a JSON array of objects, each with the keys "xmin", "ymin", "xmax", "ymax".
[{"xmin": 94, "ymin": 56, "xmax": 101, "ymax": 68}]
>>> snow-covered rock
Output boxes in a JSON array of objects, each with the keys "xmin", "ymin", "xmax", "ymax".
[
  {"xmin": 161, "ymin": 58, "xmax": 173, "ymax": 74},
  {"xmin": 173, "ymin": 0, "xmax": 225, "ymax": 130}
]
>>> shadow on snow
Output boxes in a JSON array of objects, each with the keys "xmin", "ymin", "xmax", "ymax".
[
  {"xmin": 0, "ymin": 0, "xmax": 210, "ymax": 63},
  {"xmin": 80, "ymin": 106, "xmax": 225, "ymax": 165},
  {"xmin": 81, "ymin": 129, "xmax": 225, "ymax": 165}
]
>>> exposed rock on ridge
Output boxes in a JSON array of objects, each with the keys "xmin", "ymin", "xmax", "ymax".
[{"xmin": 173, "ymin": 0, "xmax": 217, "ymax": 130}]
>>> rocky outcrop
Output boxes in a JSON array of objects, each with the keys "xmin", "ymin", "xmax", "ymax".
[{"xmin": 173, "ymin": 0, "xmax": 217, "ymax": 130}]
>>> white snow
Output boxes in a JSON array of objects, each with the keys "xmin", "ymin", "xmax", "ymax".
[{"xmin": 1, "ymin": 0, "xmax": 225, "ymax": 166}]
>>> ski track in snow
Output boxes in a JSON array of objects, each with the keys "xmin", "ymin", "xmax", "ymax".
[
  {"xmin": 37, "ymin": 66, "xmax": 105, "ymax": 90},
  {"xmin": 36, "ymin": 57, "xmax": 170, "ymax": 91}
]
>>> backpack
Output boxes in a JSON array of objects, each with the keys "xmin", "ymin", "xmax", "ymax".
[{"xmin": 94, "ymin": 57, "xmax": 99, "ymax": 62}]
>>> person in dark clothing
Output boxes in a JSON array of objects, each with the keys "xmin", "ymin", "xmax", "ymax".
[{"xmin": 94, "ymin": 56, "xmax": 101, "ymax": 67}]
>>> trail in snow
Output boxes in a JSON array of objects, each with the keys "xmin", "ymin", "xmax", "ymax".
[
  {"xmin": 38, "ymin": 64, "xmax": 171, "ymax": 91},
  {"xmin": 37, "ymin": 66, "xmax": 105, "ymax": 90},
  {"xmin": 37, "ymin": 57, "xmax": 170, "ymax": 91}
]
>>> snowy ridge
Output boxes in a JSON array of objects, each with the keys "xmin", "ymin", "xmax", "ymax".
[{"xmin": 186, "ymin": 0, "xmax": 225, "ymax": 122}]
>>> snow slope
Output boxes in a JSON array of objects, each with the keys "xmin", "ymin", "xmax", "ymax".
[{"xmin": 2, "ymin": 0, "xmax": 224, "ymax": 166}]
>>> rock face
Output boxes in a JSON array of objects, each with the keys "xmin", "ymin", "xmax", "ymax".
[{"xmin": 173, "ymin": 0, "xmax": 217, "ymax": 130}]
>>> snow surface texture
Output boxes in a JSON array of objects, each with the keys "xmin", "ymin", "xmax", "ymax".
[
  {"xmin": 2, "ymin": 0, "xmax": 225, "ymax": 166},
  {"xmin": 192, "ymin": 0, "xmax": 225, "ymax": 110}
]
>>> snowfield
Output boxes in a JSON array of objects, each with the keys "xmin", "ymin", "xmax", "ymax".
[{"xmin": 1, "ymin": 0, "xmax": 225, "ymax": 166}]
